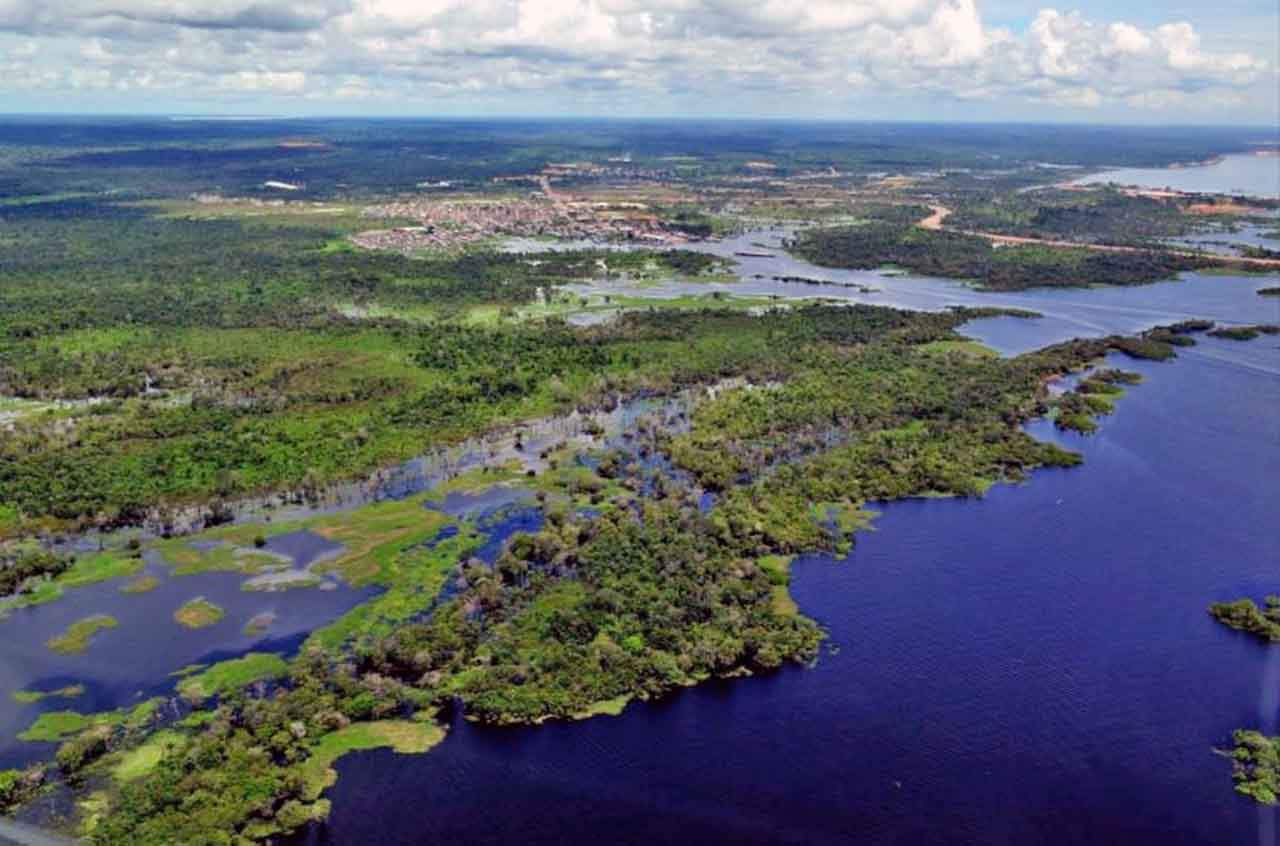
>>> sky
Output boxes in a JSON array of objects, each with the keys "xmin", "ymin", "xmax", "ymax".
[{"xmin": 0, "ymin": 1, "xmax": 1276, "ymax": 124}]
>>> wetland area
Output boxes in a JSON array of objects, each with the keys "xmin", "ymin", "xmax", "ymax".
[{"xmin": 0, "ymin": 119, "xmax": 1277, "ymax": 844}]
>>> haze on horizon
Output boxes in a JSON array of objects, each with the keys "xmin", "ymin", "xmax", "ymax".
[{"xmin": 0, "ymin": 0, "xmax": 1276, "ymax": 125}]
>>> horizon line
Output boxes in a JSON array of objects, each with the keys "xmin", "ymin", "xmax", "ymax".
[{"xmin": 0, "ymin": 111, "xmax": 1277, "ymax": 131}]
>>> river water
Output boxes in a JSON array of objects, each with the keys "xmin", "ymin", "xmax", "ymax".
[{"xmin": 1070, "ymin": 152, "xmax": 1280, "ymax": 200}]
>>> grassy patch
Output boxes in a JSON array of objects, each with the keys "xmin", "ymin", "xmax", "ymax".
[
  {"xmin": 120, "ymin": 575, "xmax": 160, "ymax": 594},
  {"xmin": 572, "ymin": 695, "xmax": 631, "ymax": 719},
  {"xmin": 177, "ymin": 653, "xmax": 289, "ymax": 701},
  {"xmin": 18, "ymin": 710, "xmax": 96, "ymax": 742},
  {"xmin": 14, "ymin": 701, "xmax": 156, "ymax": 743},
  {"xmin": 155, "ymin": 538, "xmax": 288, "ymax": 577},
  {"xmin": 299, "ymin": 721, "xmax": 447, "ymax": 800},
  {"xmin": 307, "ymin": 518, "xmax": 477, "ymax": 650},
  {"xmin": 173, "ymin": 597, "xmax": 225, "ymax": 629},
  {"xmin": 918, "ymin": 339, "xmax": 999, "ymax": 358},
  {"xmin": 59, "ymin": 551, "xmax": 144, "ymax": 589},
  {"xmin": 758, "ymin": 555, "xmax": 798, "ymax": 616},
  {"xmin": 111, "ymin": 731, "xmax": 186, "ymax": 782},
  {"xmin": 47, "ymin": 614, "xmax": 119, "ymax": 655},
  {"xmin": 12, "ymin": 684, "xmax": 85, "ymax": 705},
  {"xmin": 306, "ymin": 496, "xmax": 450, "ymax": 586}
]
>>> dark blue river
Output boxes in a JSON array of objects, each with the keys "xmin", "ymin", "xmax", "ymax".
[{"xmin": 299, "ymin": 329, "xmax": 1279, "ymax": 844}]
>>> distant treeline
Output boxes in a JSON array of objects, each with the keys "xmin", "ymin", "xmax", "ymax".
[{"xmin": 789, "ymin": 223, "xmax": 1206, "ymax": 291}]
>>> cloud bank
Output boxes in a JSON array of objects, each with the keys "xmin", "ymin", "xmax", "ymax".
[{"xmin": 0, "ymin": 0, "xmax": 1273, "ymax": 119}]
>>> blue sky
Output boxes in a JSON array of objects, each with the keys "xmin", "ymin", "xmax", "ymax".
[{"xmin": 0, "ymin": 1, "xmax": 1275, "ymax": 124}]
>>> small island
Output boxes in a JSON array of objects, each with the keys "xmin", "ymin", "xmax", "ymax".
[
  {"xmin": 173, "ymin": 598, "xmax": 225, "ymax": 630},
  {"xmin": 1210, "ymin": 596, "xmax": 1280, "ymax": 642},
  {"xmin": 1207, "ymin": 324, "xmax": 1280, "ymax": 341},
  {"xmin": 46, "ymin": 615, "xmax": 119, "ymax": 655}
]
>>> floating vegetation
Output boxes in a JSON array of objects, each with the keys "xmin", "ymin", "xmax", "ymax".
[
  {"xmin": 16, "ymin": 700, "xmax": 156, "ymax": 744},
  {"xmin": 176, "ymin": 653, "xmax": 289, "ymax": 701},
  {"xmin": 242, "ymin": 612, "xmax": 276, "ymax": 637},
  {"xmin": 12, "ymin": 684, "xmax": 85, "ymax": 705},
  {"xmin": 47, "ymin": 614, "xmax": 119, "ymax": 655},
  {"xmin": 298, "ymin": 721, "xmax": 447, "ymax": 801},
  {"xmin": 173, "ymin": 598, "xmax": 225, "ymax": 629},
  {"xmin": 120, "ymin": 575, "xmax": 160, "ymax": 594},
  {"xmin": 1208, "ymin": 324, "xmax": 1280, "ymax": 341}
]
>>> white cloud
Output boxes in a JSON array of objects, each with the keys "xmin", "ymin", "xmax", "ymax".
[
  {"xmin": 0, "ymin": 0, "xmax": 1271, "ymax": 117},
  {"xmin": 1106, "ymin": 23, "xmax": 1150, "ymax": 56},
  {"xmin": 217, "ymin": 69, "xmax": 307, "ymax": 91}
]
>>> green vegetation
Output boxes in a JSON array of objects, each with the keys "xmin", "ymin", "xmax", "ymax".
[
  {"xmin": 945, "ymin": 187, "xmax": 1196, "ymax": 246},
  {"xmin": 298, "ymin": 721, "xmax": 446, "ymax": 800},
  {"xmin": 0, "ymin": 545, "xmax": 73, "ymax": 596},
  {"xmin": 120, "ymin": 575, "xmax": 160, "ymax": 594},
  {"xmin": 34, "ymin": 302, "xmax": 1204, "ymax": 843},
  {"xmin": 0, "ymin": 546, "xmax": 142, "ymax": 613},
  {"xmin": 47, "ymin": 614, "xmax": 119, "ymax": 655},
  {"xmin": 0, "ymin": 767, "xmax": 43, "ymax": 815},
  {"xmin": 18, "ymin": 711, "xmax": 103, "ymax": 743},
  {"xmin": 111, "ymin": 731, "xmax": 186, "ymax": 783},
  {"xmin": 0, "ymin": 197, "xmax": 754, "ymax": 539},
  {"xmin": 1210, "ymin": 596, "xmax": 1280, "ymax": 642},
  {"xmin": 17, "ymin": 699, "xmax": 158, "ymax": 744},
  {"xmin": 3, "ymin": 118, "xmax": 1261, "ymax": 835},
  {"xmin": 1051, "ymin": 367, "xmax": 1146, "ymax": 434},
  {"xmin": 177, "ymin": 653, "xmax": 289, "ymax": 701},
  {"xmin": 789, "ymin": 223, "xmax": 1207, "ymax": 291},
  {"xmin": 60, "ymin": 551, "xmax": 145, "ymax": 588},
  {"xmin": 917, "ymin": 339, "xmax": 999, "ymax": 358},
  {"xmin": 1230, "ymin": 730, "xmax": 1280, "ymax": 804},
  {"xmin": 573, "ymin": 696, "xmax": 632, "ymax": 719},
  {"xmin": 173, "ymin": 598, "xmax": 224, "ymax": 629},
  {"xmin": 1207, "ymin": 324, "xmax": 1280, "ymax": 341},
  {"xmin": 758, "ymin": 555, "xmax": 799, "ymax": 616},
  {"xmin": 12, "ymin": 684, "xmax": 85, "ymax": 704}
]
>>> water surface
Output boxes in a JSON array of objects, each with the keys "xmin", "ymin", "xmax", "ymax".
[{"xmin": 1071, "ymin": 152, "xmax": 1280, "ymax": 199}]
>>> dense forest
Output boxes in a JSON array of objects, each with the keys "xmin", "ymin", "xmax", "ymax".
[
  {"xmin": 0, "ymin": 198, "xmax": 717, "ymax": 342},
  {"xmin": 943, "ymin": 188, "xmax": 1195, "ymax": 246},
  {"xmin": 788, "ymin": 223, "xmax": 1208, "ymax": 291}
]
